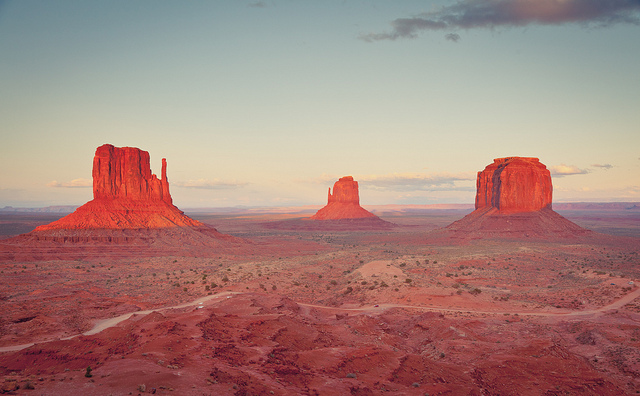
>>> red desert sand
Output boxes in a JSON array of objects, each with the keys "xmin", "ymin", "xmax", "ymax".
[{"xmin": 1, "ymin": 150, "xmax": 640, "ymax": 395}]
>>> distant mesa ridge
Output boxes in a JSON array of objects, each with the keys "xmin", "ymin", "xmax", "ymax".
[
  {"xmin": 445, "ymin": 157, "xmax": 589, "ymax": 239},
  {"xmin": 34, "ymin": 144, "xmax": 207, "ymax": 231},
  {"xmin": 310, "ymin": 176, "xmax": 377, "ymax": 220}
]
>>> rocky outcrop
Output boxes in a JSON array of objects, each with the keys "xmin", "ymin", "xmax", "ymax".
[
  {"xmin": 34, "ymin": 145, "xmax": 205, "ymax": 230},
  {"xmin": 327, "ymin": 176, "xmax": 360, "ymax": 205},
  {"xmin": 310, "ymin": 177, "xmax": 376, "ymax": 220},
  {"xmin": 441, "ymin": 157, "xmax": 589, "ymax": 240},
  {"xmin": 92, "ymin": 144, "xmax": 172, "ymax": 203},
  {"xmin": 475, "ymin": 157, "xmax": 552, "ymax": 214}
]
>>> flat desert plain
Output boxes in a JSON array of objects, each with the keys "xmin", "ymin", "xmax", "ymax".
[{"xmin": 1, "ymin": 205, "xmax": 639, "ymax": 395}]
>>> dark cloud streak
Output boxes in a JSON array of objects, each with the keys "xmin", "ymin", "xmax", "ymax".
[
  {"xmin": 361, "ymin": 0, "xmax": 640, "ymax": 41},
  {"xmin": 248, "ymin": 1, "xmax": 267, "ymax": 8},
  {"xmin": 445, "ymin": 33, "xmax": 461, "ymax": 42}
]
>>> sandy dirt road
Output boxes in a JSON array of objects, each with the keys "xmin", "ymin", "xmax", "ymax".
[
  {"xmin": 2, "ymin": 288, "xmax": 639, "ymax": 353},
  {"xmin": 0, "ymin": 291, "xmax": 239, "ymax": 353}
]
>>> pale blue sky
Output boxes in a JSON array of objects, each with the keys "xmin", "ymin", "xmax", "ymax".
[{"xmin": 1, "ymin": 1, "xmax": 639, "ymax": 208}]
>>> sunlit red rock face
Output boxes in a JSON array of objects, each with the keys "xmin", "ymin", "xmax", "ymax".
[
  {"xmin": 310, "ymin": 176, "xmax": 377, "ymax": 220},
  {"xmin": 443, "ymin": 157, "xmax": 589, "ymax": 239},
  {"xmin": 475, "ymin": 157, "xmax": 552, "ymax": 214},
  {"xmin": 92, "ymin": 144, "xmax": 172, "ymax": 203},
  {"xmin": 34, "ymin": 144, "xmax": 204, "ymax": 230}
]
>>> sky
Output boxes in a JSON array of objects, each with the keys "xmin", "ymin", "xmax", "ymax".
[{"xmin": 1, "ymin": 0, "xmax": 639, "ymax": 208}]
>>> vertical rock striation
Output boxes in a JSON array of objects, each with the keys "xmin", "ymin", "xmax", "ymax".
[
  {"xmin": 327, "ymin": 176, "xmax": 360, "ymax": 205},
  {"xmin": 92, "ymin": 144, "xmax": 172, "ymax": 203},
  {"xmin": 475, "ymin": 157, "xmax": 552, "ymax": 214}
]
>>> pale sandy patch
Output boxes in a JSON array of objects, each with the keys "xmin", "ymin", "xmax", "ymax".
[{"xmin": 356, "ymin": 260, "xmax": 404, "ymax": 278}]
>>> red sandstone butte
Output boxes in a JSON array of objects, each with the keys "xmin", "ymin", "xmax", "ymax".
[
  {"xmin": 475, "ymin": 157, "xmax": 552, "ymax": 214},
  {"xmin": 443, "ymin": 157, "xmax": 589, "ymax": 239},
  {"xmin": 310, "ymin": 176, "xmax": 377, "ymax": 220},
  {"xmin": 35, "ymin": 144, "xmax": 204, "ymax": 230}
]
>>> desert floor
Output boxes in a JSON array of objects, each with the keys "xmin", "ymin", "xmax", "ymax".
[{"xmin": 1, "ymin": 207, "xmax": 639, "ymax": 395}]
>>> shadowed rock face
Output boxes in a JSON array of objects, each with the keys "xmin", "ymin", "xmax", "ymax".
[
  {"xmin": 310, "ymin": 176, "xmax": 376, "ymax": 220},
  {"xmin": 34, "ymin": 145, "xmax": 204, "ymax": 230},
  {"xmin": 475, "ymin": 157, "xmax": 552, "ymax": 214}
]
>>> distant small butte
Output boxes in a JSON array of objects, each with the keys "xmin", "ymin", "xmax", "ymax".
[{"xmin": 310, "ymin": 176, "xmax": 377, "ymax": 220}]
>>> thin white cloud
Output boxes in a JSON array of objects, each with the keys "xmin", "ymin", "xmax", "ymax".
[
  {"xmin": 549, "ymin": 164, "xmax": 590, "ymax": 177},
  {"xmin": 305, "ymin": 172, "xmax": 475, "ymax": 192},
  {"xmin": 46, "ymin": 178, "xmax": 92, "ymax": 188},
  {"xmin": 359, "ymin": 172, "xmax": 476, "ymax": 191},
  {"xmin": 591, "ymin": 163, "xmax": 613, "ymax": 170},
  {"xmin": 173, "ymin": 179, "xmax": 248, "ymax": 189},
  {"xmin": 361, "ymin": 0, "xmax": 640, "ymax": 42}
]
